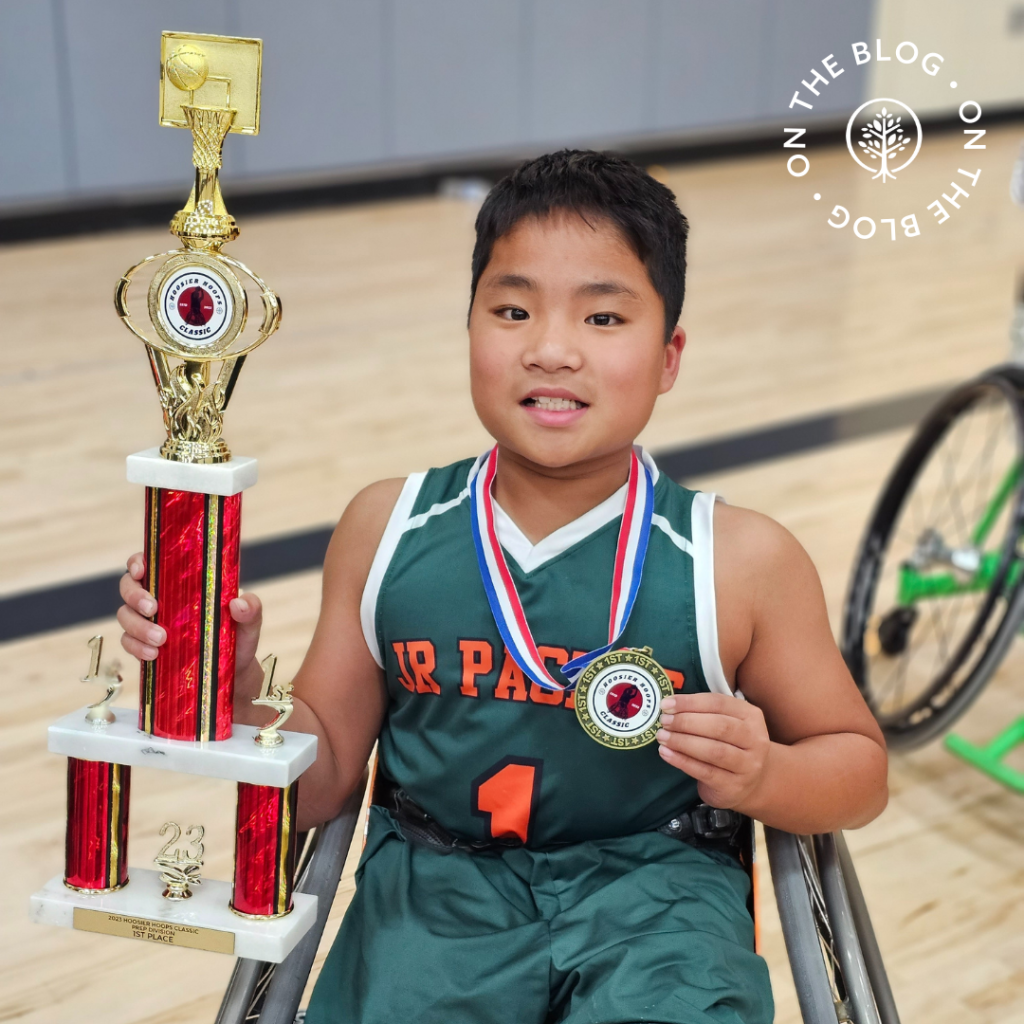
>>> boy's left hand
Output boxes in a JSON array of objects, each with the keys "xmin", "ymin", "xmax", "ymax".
[{"xmin": 657, "ymin": 693, "xmax": 771, "ymax": 811}]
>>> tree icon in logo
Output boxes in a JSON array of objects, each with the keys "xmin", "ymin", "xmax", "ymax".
[{"xmin": 845, "ymin": 98, "xmax": 922, "ymax": 183}]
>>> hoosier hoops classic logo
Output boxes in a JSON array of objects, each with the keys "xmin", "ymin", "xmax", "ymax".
[
  {"xmin": 574, "ymin": 648, "xmax": 674, "ymax": 749},
  {"xmin": 158, "ymin": 265, "xmax": 233, "ymax": 347},
  {"xmin": 144, "ymin": 251, "xmax": 249, "ymax": 358},
  {"xmin": 591, "ymin": 670, "xmax": 660, "ymax": 734},
  {"xmin": 782, "ymin": 39, "xmax": 986, "ymax": 240}
]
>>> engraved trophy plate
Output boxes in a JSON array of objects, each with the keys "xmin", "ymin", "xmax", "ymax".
[{"xmin": 73, "ymin": 907, "xmax": 235, "ymax": 955}]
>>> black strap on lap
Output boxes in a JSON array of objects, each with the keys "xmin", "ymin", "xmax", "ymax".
[{"xmin": 373, "ymin": 774, "xmax": 745, "ymax": 859}]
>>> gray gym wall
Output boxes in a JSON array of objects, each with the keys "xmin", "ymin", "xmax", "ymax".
[{"xmin": 0, "ymin": 0, "xmax": 872, "ymax": 211}]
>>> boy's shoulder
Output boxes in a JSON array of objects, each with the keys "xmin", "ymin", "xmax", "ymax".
[
  {"xmin": 408, "ymin": 455, "xmax": 478, "ymax": 515},
  {"xmin": 327, "ymin": 477, "xmax": 408, "ymax": 590},
  {"xmin": 713, "ymin": 501, "xmax": 811, "ymax": 586},
  {"xmin": 344, "ymin": 456, "xmax": 476, "ymax": 527},
  {"xmin": 712, "ymin": 499, "xmax": 822, "ymax": 656},
  {"xmin": 334, "ymin": 456, "xmax": 479, "ymax": 561}
]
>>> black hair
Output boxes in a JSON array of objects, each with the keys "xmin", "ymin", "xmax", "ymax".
[{"xmin": 470, "ymin": 149, "xmax": 688, "ymax": 341}]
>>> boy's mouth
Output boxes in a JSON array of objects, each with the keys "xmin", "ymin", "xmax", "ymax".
[
  {"xmin": 522, "ymin": 395, "xmax": 587, "ymax": 411},
  {"xmin": 520, "ymin": 389, "xmax": 590, "ymax": 425}
]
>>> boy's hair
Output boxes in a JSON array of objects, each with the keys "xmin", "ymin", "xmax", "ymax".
[{"xmin": 470, "ymin": 149, "xmax": 689, "ymax": 341}]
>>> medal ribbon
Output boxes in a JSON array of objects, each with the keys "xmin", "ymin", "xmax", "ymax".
[{"xmin": 470, "ymin": 445, "xmax": 655, "ymax": 692}]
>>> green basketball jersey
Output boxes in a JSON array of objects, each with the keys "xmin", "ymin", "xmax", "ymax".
[{"xmin": 361, "ymin": 449, "xmax": 731, "ymax": 848}]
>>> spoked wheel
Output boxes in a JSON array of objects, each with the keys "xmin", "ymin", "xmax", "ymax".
[
  {"xmin": 766, "ymin": 828, "xmax": 899, "ymax": 1024},
  {"xmin": 843, "ymin": 368, "xmax": 1024, "ymax": 750}
]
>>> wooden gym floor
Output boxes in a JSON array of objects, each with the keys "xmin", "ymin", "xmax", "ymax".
[{"xmin": 2, "ymin": 123, "xmax": 1024, "ymax": 1023}]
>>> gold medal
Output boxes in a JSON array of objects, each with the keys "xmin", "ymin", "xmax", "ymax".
[{"xmin": 574, "ymin": 647, "xmax": 674, "ymax": 750}]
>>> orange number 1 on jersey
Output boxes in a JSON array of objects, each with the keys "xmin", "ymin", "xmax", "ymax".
[{"xmin": 471, "ymin": 757, "xmax": 543, "ymax": 844}]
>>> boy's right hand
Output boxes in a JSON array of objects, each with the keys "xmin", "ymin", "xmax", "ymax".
[
  {"xmin": 117, "ymin": 553, "xmax": 264, "ymax": 686},
  {"xmin": 118, "ymin": 554, "xmax": 163, "ymax": 662}
]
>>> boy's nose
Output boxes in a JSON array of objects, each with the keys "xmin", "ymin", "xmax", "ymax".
[{"xmin": 522, "ymin": 325, "xmax": 583, "ymax": 372}]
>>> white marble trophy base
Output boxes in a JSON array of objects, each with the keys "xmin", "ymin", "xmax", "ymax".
[
  {"xmin": 30, "ymin": 869, "xmax": 316, "ymax": 962},
  {"xmin": 49, "ymin": 707, "xmax": 317, "ymax": 787},
  {"xmin": 126, "ymin": 448, "xmax": 258, "ymax": 496}
]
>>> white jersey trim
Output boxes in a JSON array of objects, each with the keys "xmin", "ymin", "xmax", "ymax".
[
  {"xmin": 360, "ymin": 472, "xmax": 427, "ymax": 668},
  {"xmin": 689, "ymin": 491, "xmax": 734, "ymax": 695},
  {"xmin": 494, "ymin": 483, "xmax": 628, "ymax": 573},
  {"xmin": 485, "ymin": 444, "xmax": 658, "ymax": 574},
  {"xmin": 404, "ymin": 487, "xmax": 470, "ymax": 532},
  {"xmin": 651, "ymin": 513, "xmax": 695, "ymax": 556}
]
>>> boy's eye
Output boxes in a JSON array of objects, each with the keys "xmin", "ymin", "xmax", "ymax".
[
  {"xmin": 585, "ymin": 313, "xmax": 621, "ymax": 327},
  {"xmin": 497, "ymin": 306, "xmax": 529, "ymax": 321}
]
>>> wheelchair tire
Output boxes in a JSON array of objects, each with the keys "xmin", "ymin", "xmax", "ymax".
[{"xmin": 842, "ymin": 368, "xmax": 1024, "ymax": 750}]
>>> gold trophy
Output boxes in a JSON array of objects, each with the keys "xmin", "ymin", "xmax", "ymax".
[
  {"xmin": 115, "ymin": 31, "xmax": 280, "ymax": 467},
  {"xmin": 116, "ymin": 32, "xmax": 281, "ymax": 746},
  {"xmin": 31, "ymin": 32, "xmax": 317, "ymax": 965}
]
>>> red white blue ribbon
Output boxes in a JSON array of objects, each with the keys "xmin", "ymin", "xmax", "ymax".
[{"xmin": 470, "ymin": 445, "xmax": 654, "ymax": 692}]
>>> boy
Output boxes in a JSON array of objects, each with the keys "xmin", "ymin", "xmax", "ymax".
[{"xmin": 118, "ymin": 150, "xmax": 887, "ymax": 1023}]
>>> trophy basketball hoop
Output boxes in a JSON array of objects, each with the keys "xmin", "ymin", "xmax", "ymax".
[{"xmin": 30, "ymin": 32, "xmax": 318, "ymax": 962}]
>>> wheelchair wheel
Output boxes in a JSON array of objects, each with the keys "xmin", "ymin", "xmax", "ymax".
[
  {"xmin": 842, "ymin": 369, "xmax": 1024, "ymax": 750},
  {"xmin": 765, "ymin": 828, "xmax": 898, "ymax": 1024}
]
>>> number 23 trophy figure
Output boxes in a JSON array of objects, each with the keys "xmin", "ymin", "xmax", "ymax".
[{"xmin": 31, "ymin": 33, "xmax": 319, "ymax": 963}]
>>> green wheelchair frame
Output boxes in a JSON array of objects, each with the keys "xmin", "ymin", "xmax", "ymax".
[
  {"xmin": 215, "ymin": 772, "xmax": 901, "ymax": 1024},
  {"xmin": 893, "ymin": 459, "xmax": 1024, "ymax": 792}
]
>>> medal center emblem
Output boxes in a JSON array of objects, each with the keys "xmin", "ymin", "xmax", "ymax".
[
  {"xmin": 592, "ymin": 668, "xmax": 659, "ymax": 734},
  {"xmin": 606, "ymin": 682, "xmax": 644, "ymax": 719}
]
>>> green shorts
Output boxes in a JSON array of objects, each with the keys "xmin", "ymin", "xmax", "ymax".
[{"xmin": 305, "ymin": 806, "xmax": 773, "ymax": 1024}]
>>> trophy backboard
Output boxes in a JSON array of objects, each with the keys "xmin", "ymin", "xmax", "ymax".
[{"xmin": 159, "ymin": 31, "xmax": 262, "ymax": 135}]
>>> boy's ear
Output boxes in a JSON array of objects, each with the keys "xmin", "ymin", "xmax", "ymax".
[{"xmin": 659, "ymin": 327, "xmax": 685, "ymax": 394}]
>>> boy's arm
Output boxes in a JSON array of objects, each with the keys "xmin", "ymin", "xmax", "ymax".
[
  {"xmin": 120, "ymin": 478, "xmax": 404, "ymax": 832},
  {"xmin": 233, "ymin": 478, "xmax": 404, "ymax": 830},
  {"xmin": 656, "ymin": 503, "xmax": 888, "ymax": 834}
]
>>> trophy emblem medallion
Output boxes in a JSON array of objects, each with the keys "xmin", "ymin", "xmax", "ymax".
[
  {"xmin": 574, "ymin": 647, "xmax": 674, "ymax": 750},
  {"xmin": 149, "ymin": 253, "xmax": 246, "ymax": 354}
]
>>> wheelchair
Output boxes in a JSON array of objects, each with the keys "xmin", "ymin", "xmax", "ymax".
[
  {"xmin": 839, "ymin": 364, "xmax": 1024, "ymax": 749},
  {"xmin": 214, "ymin": 770, "xmax": 901, "ymax": 1024},
  {"xmin": 842, "ymin": 161, "xmax": 1024, "ymax": 771},
  {"xmin": 842, "ymin": 364, "xmax": 1024, "ymax": 781}
]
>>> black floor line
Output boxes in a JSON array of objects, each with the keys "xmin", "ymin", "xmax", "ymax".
[{"xmin": 0, "ymin": 385, "xmax": 947, "ymax": 643}]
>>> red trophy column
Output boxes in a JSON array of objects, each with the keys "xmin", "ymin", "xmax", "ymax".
[
  {"xmin": 140, "ymin": 486, "xmax": 241, "ymax": 741},
  {"xmin": 64, "ymin": 758, "xmax": 131, "ymax": 893},
  {"xmin": 231, "ymin": 781, "xmax": 299, "ymax": 917}
]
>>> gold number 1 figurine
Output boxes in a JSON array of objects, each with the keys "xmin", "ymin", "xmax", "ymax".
[
  {"xmin": 80, "ymin": 635, "xmax": 123, "ymax": 724},
  {"xmin": 252, "ymin": 653, "xmax": 295, "ymax": 746}
]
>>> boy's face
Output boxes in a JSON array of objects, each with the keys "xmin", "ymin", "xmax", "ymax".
[{"xmin": 469, "ymin": 211, "xmax": 683, "ymax": 471}]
